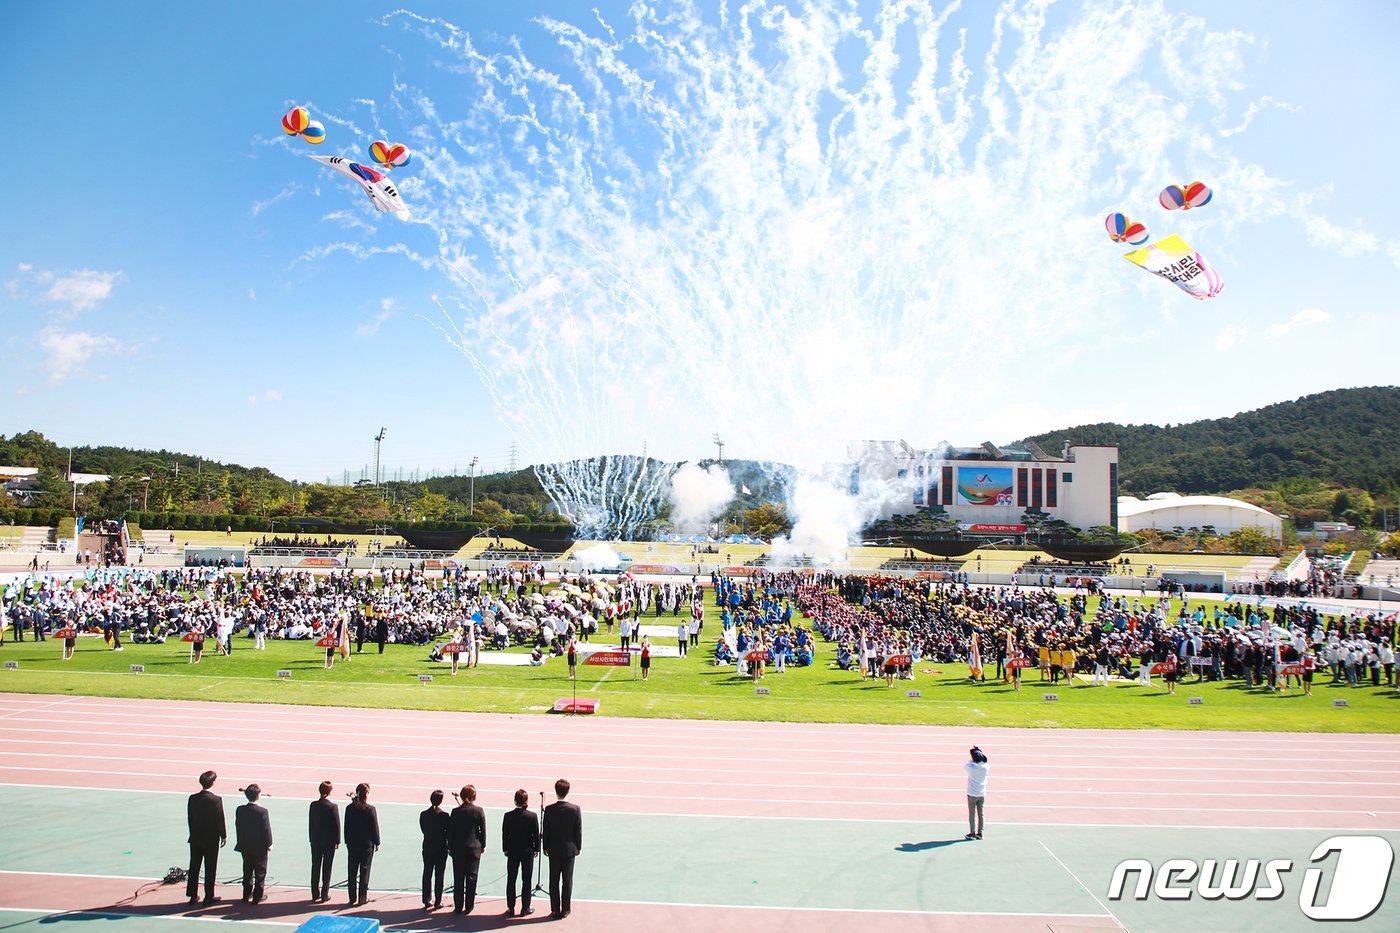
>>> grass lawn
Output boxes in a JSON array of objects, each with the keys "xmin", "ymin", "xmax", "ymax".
[{"xmin": 2, "ymin": 631, "xmax": 1394, "ymax": 732}]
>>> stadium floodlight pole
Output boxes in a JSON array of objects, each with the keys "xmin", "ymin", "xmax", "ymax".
[
  {"xmin": 469, "ymin": 456, "xmax": 479, "ymax": 515},
  {"xmin": 373, "ymin": 428, "xmax": 387, "ymax": 489},
  {"xmin": 712, "ymin": 433, "xmax": 725, "ymax": 464}
]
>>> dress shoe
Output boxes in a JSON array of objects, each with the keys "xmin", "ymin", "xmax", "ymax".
[
  {"xmin": 520, "ymin": 907, "xmax": 535, "ymax": 917},
  {"xmin": 434, "ymin": 901, "xmax": 443, "ymax": 910},
  {"xmin": 188, "ymin": 897, "xmax": 199, "ymax": 906},
  {"xmin": 561, "ymin": 910, "xmax": 570, "ymax": 918},
  {"xmin": 202, "ymin": 897, "xmax": 222, "ymax": 906},
  {"xmin": 504, "ymin": 907, "xmax": 515, "ymax": 917},
  {"xmin": 357, "ymin": 898, "xmax": 368, "ymax": 906}
]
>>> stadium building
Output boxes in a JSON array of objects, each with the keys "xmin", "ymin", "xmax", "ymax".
[{"xmin": 848, "ymin": 440, "xmax": 1120, "ymax": 532}]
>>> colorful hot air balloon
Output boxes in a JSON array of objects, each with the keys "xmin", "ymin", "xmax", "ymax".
[
  {"xmin": 369, "ymin": 140, "xmax": 393, "ymax": 165},
  {"xmin": 282, "ymin": 107, "xmax": 311, "ymax": 136},
  {"xmin": 1105, "ymin": 212, "xmax": 1150, "ymax": 246},
  {"xmin": 1160, "ymin": 181, "xmax": 1213, "ymax": 211},
  {"xmin": 302, "ymin": 121, "xmax": 326, "ymax": 145}
]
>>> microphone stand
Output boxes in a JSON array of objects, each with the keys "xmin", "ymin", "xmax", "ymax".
[{"xmin": 532, "ymin": 791, "xmax": 548, "ymax": 897}]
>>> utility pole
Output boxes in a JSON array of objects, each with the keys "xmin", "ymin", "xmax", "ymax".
[
  {"xmin": 713, "ymin": 433, "xmax": 725, "ymax": 464},
  {"xmin": 469, "ymin": 456, "xmax": 479, "ymax": 515},
  {"xmin": 373, "ymin": 428, "xmax": 386, "ymax": 488}
]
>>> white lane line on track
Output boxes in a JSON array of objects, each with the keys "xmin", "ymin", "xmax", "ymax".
[
  {"xmin": 7, "ymin": 740, "xmax": 1398, "ymax": 785},
  {"xmin": 4, "ymin": 724, "xmax": 1396, "ymax": 767},
  {"xmin": 1, "ymin": 771, "xmax": 1396, "ymax": 817},
  {"xmin": 7, "ymin": 693, "xmax": 1396, "ymax": 747},
  {"xmin": 1038, "ymin": 840, "xmax": 1127, "ymax": 931},
  {"xmin": 5, "ymin": 754, "xmax": 1399, "ymax": 800},
  {"xmin": 0, "ymin": 695, "xmax": 82, "ymax": 721}
]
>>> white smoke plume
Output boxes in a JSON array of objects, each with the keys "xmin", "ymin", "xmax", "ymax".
[
  {"xmin": 572, "ymin": 542, "xmax": 625, "ymax": 571},
  {"xmin": 668, "ymin": 463, "xmax": 735, "ymax": 531}
]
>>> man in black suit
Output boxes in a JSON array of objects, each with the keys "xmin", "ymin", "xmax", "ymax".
[
  {"xmin": 447, "ymin": 784, "xmax": 486, "ymax": 915},
  {"xmin": 235, "ymin": 784, "xmax": 273, "ymax": 903},
  {"xmin": 375, "ymin": 616, "xmax": 388, "ymax": 654},
  {"xmin": 308, "ymin": 780, "xmax": 340, "ymax": 903},
  {"xmin": 501, "ymin": 788, "xmax": 541, "ymax": 917},
  {"xmin": 542, "ymin": 778, "xmax": 582, "ymax": 919},
  {"xmin": 186, "ymin": 770, "xmax": 226, "ymax": 906},
  {"xmin": 419, "ymin": 790, "xmax": 450, "ymax": 910}
]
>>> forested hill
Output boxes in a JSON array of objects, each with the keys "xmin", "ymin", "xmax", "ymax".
[{"xmin": 1020, "ymin": 387, "xmax": 1400, "ymax": 498}]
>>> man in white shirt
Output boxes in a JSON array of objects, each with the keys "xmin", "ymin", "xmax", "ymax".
[{"xmin": 964, "ymin": 747, "xmax": 990, "ymax": 840}]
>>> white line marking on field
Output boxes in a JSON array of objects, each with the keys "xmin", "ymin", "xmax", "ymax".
[{"xmin": 1039, "ymin": 840, "xmax": 1127, "ymax": 930}]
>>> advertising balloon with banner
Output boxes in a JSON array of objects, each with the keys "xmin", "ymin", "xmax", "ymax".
[{"xmin": 1123, "ymin": 234, "xmax": 1224, "ymax": 300}]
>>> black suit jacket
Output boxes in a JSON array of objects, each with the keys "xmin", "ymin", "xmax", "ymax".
[
  {"xmin": 501, "ymin": 806, "xmax": 540, "ymax": 859},
  {"xmin": 542, "ymin": 800, "xmax": 581, "ymax": 858},
  {"xmin": 308, "ymin": 797, "xmax": 341, "ymax": 847},
  {"xmin": 235, "ymin": 802, "xmax": 273, "ymax": 854},
  {"xmin": 187, "ymin": 789, "xmax": 226, "ymax": 847},
  {"xmin": 344, "ymin": 803, "xmax": 380, "ymax": 852},
  {"xmin": 448, "ymin": 803, "xmax": 486, "ymax": 855},
  {"xmin": 420, "ymin": 806, "xmax": 450, "ymax": 857}
]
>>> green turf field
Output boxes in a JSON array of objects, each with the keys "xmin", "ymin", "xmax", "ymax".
[{"xmin": 2, "ymin": 626, "xmax": 1394, "ymax": 732}]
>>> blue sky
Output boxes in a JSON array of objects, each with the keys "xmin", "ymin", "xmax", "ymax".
[{"xmin": 2, "ymin": 0, "xmax": 1397, "ymax": 482}]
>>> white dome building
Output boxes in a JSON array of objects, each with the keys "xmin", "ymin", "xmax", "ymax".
[{"xmin": 1117, "ymin": 492, "xmax": 1283, "ymax": 540}]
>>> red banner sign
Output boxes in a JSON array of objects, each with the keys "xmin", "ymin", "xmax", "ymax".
[
  {"xmin": 967, "ymin": 523, "xmax": 1027, "ymax": 533},
  {"xmin": 1149, "ymin": 656, "xmax": 1178, "ymax": 674},
  {"xmin": 1275, "ymin": 662, "xmax": 1306, "ymax": 677},
  {"xmin": 181, "ymin": 630, "xmax": 205, "ymax": 643},
  {"xmin": 1006, "ymin": 656, "xmax": 1034, "ymax": 669},
  {"xmin": 745, "ymin": 650, "xmax": 768, "ymax": 662},
  {"xmin": 884, "ymin": 653, "xmax": 911, "ymax": 666},
  {"xmin": 440, "ymin": 641, "xmax": 468, "ymax": 655},
  {"xmin": 314, "ymin": 635, "xmax": 339, "ymax": 647},
  {"xmin": 584, "ymin": 650, "xmax": 631, "ymax": 666},
  {"xmin": 53, "ymin": 627, "xmax": 77, "ymax": 638}
]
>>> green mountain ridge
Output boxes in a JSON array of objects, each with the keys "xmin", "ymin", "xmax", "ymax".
[{"xmin": 1017, "ymin": 386, "xmax": 1399, "ymax": 500}]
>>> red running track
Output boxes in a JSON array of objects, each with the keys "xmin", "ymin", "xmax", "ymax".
[{"xmin": 1, "ymin": 692, "xmax": 1397, "ymax": 830}]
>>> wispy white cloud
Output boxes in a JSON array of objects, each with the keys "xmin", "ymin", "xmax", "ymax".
[
  {"xmin": 1217, "ymin": 308, "xmax": 1329, "ymax": 352},
  {"xmin": 43, "ymin": 269, "xmax": 123, "ymax": 313},
  {"xmin": 251, "ymin": 183, "xmax": 299, "ymax": 217},
  {"xmin": 248, "ymin": 288, "xmax": 257, "ymax": 301},
  {"xmin": 1264, "ymin": 307, "xmax": 1329, "ymax": 339},
  {"xmin": 39, "ymin": 328, "xmax": 126, "ymax": 383},
  {"xmin": 1215, "ymin": 325, "xmax": 1249, "ymax": 352},
  {"xmin": 16, "ymin": 262, "xmax": 32, "ymax": 272},
  {"xmin": 248, "ymin": 388, "xmax": 284, "ymax": 405},
  {"xmin": 356, "ymin": 297, "xmax": 400, "ymax": 336}
]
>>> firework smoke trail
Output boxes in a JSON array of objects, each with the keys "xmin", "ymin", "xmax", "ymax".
[{"xmin": 391, "ymin": 0, "xmax": 1280, "ymax": 537}]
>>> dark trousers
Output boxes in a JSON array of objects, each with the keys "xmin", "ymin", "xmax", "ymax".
[
  {"xmin": 186, "ymin": 842, "xmax": 219, "ymax": 900},
  {"xmin": 451, "ymin": 850, "xmax": 482, "ymax": 913},
  {"xmin": 506, "ymin": 854, "xmax": 534, "ymax": 911},
  {"xmin": 310, "ymin": 843, "xmax": 335, "ymax": 899},
  {"xmin": 241, "ymin": 850, "xmax": 268, "ymax": 900},
  {"xmin": 422, "ymin": 851, "xmax": 447, "ymax": 906},
  {"xmin": 347, "ymin": 848, "xmax": 374, "ymax": 903},
  {"xmin": 548, "ymin": 853, "xmax": 575, "ymax": 915}
]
